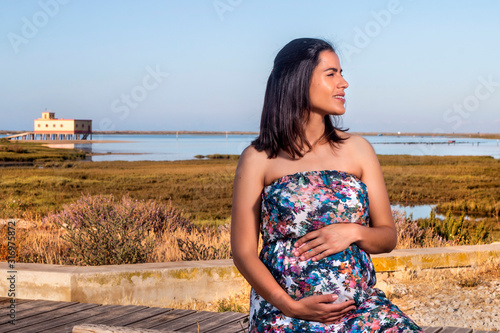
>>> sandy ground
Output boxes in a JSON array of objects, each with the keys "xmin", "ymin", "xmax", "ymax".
[{"xmin": 376, "ymin": 262, "xmax": 500, "ymax": 331}]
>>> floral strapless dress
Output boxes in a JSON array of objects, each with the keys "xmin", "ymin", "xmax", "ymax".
[{"xmin": 249, "ymin": 170, "xmax": 423, "ymax": 332}]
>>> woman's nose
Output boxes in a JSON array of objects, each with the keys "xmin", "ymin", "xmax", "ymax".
[{"xmin": 340, "ymin": 76, "xmax": 349, "ymax": 89}]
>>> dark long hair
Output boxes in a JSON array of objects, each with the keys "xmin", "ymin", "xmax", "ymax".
[{"xmin": 252, "ymin": 38, "xmax": 348, "ymax": 159}]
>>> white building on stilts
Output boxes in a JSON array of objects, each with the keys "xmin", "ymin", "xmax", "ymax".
[{"xmin": 27, "ymin": 111, "xmax": 92, "ymax": 140}]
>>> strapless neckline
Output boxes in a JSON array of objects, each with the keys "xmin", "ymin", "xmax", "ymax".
[{"xmin": 264, "ymin": 169, "xmax": 365, "ymax": 190}]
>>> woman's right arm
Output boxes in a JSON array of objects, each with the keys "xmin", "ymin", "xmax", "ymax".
[{"xmin": 231, "ymin": 147, "xmax": 356, "ymax": 324}]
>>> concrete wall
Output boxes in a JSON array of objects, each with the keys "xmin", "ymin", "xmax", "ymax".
[
  {"xmin": 0, "ymin": 260, "xmax": 246, "ymax": 306},
  {"xmin": 1, "ymin": 243, "xmax": 499, "ymax": 307}
]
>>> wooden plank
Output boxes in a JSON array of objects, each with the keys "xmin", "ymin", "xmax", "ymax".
[
  {"xmin": 97, "ymin": 307, "xmax": 173, "ymax": 327},
  {"xmin": 0, "ymin": 298, "xmax": 39, "ymax": 316},
  {"xmin": 178, "ymin": 312, "xmax": 248, "ymax": 332},
  {"xmin": 0, "ymin": 299, "xmax": 75, "ymax": 318},
  {"xmin": 440, "ymin": 328, "xmax": 473, "ymax": 333},
  {"xmin": 126, "ymin": 309, "xmax": 196, "ymax": 329},
  {"xmin": 38, "ymin": 305, "xmax": 133, "ymax": 333},
  {"xmin": 2, "ymin": 302, "xmax": 102, "ymax": 332},
  {"xmin": 424, "ymin": 328, "xmax": 444, "ymax": 333},
  {"xmin": 21, "ymin": 304, "xmax": 119, "ymax": 333},
  {"xmin": 0, "ymin": 300, "xmax": 80, "ymax": 325},
  {"xmin": 68, "ymin": 304, "xmax": 152, "ymax": 328},
  {"xmin": 0, "ymin": 300, "xmax": 42, "ymax": 316},
  {"xmin": 148, "ymin": 311, "xmax": 219, "ymax": 331},
  {"xmin": 0, "ymin": 301, "xmax": 82, "ymax": 329},
  {"xmin": 0, "ymin": 298, "xmax": 34, "ymax": 305},
  {"xmin": 206, "ymin": 318, "xmax": 249, "ymax": 333},
  {"xmin": 72, "ymin": 323, "xmax": 175, "ymax": 333}
]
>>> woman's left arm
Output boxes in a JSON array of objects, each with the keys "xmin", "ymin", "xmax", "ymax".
[{"xmin": 293, "ymin": 137, "xmax": 397, "ymax": 259}]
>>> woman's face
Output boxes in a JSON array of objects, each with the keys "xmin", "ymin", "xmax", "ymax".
[{"xmin": 309, "ymin": 50, "xmax": 349, "ymax": 117}]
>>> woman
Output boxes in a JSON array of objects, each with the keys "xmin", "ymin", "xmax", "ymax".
[{"xmin": 231, "ymin": 38, "xmax": 423, "ymax": 332}]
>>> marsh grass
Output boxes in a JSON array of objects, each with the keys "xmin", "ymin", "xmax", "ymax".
[
  {"xmin": 1, "ymin": 155, "xmax": 498, "ymax": 227},
  {"xmin": 0, "ymin": 159, "xmax": 236, "ymax": 222},
  {"xmin": 0, "ymin": 141, "xmax": 86, "ymax": 162},
  {"xmin": 380, "ymin": 155, "xmax": 500, "ymax": 215},
  {"xmin": 1, "ymin": 154, "xmax": 499, "ymax": 264}
]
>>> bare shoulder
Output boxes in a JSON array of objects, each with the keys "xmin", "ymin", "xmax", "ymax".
[
  {"xmin": 340, "ymin": 133, "xmax": 380, "ymax": 179},
  {"xmin": 342, "ymin": 132, "xmax": 376, "ymax": 158},
  {"xmin": 235, "ymin": 145, "xmax": 269, "ymax": 185},
  {"xmin": 239, "ymin": 145, "xmax": 269, "ymax": 167}
]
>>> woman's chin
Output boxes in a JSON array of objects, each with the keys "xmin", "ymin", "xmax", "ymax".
[{"xmin": 329, "ymin": 109, "xmax": 346, "ymax": 116}]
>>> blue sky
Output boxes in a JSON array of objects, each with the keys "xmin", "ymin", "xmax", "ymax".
[{"xmin": 1, "ymin": 0, "xmax": 499, "ymax": 133}]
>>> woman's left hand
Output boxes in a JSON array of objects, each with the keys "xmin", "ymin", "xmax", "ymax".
[{"xmin": 293, "ymin": 223, "xmax": 359, "ymax": 261}]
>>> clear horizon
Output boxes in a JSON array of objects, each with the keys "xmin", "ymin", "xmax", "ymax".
[{"xmin": 1, "ymin": 1, "xmax": 499, "ymax": 134}]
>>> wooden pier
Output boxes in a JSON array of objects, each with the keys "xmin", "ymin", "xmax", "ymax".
[
  {"xmin": 3, "ymin": 131, "xmax": 91, "ymax": 141},
  {"xmin": 0, "ymin": 298, "xmax": 496, "ymax": 333}
]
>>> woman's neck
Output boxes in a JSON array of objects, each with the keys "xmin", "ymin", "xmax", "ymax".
[{"xmin": 304, "ymin": 114, "xmax": 326, "ymax": 147}]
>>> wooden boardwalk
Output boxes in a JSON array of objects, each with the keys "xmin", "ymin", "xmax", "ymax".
[{"xmin": 0, "ymin": 298, "xmax": 496, "ymax": 333}]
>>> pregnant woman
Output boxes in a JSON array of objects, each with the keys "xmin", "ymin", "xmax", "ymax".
[{"xmin": 231, "ymin": 38, "xmax": 423, "ymax": 332}]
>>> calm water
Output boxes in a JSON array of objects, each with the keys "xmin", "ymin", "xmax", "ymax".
[{"xmin": 2, "ymin": 133, "xmax": 499, "ymax": 161}]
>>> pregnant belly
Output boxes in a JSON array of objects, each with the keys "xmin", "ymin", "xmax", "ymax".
[{"xmin": 260, "ymin": 239, "xmax": 377, "ymax": 306}]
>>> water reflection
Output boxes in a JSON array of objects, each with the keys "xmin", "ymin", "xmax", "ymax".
[
  {"xmin": 391, "ymin": 204, "xmax": 437, "ymax": 220},
  {"xmin": 391, "ymin": 204, "xmax": 477, "ymax": 221},
  {"xmin": 45, "ymin": 143, "xmax": 94, "ymax": 155}
]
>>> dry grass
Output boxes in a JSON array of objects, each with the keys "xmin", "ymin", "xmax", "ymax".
[
  {"xmin": 0, "ymin": 219, "xmax": 68, "ymax": 265},
  {"xmin": 0, "ymin": 218, "xmax": 231, "ymax": 264},
  {"xmin": 151, "ymin": 222, "xmax": 231, "ymax": 262},
  {"xmin": 393, "ymin": 210, "xmax": 449, "ymax": 249}
]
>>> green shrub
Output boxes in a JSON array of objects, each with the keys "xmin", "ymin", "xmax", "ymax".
[
  {"xmin": 43, "ymin": 194, "xmax": 194, "ymax": 265},
  {"xmin": 419, "ymin": 210, "xmax": 490, "ymax": 244}
]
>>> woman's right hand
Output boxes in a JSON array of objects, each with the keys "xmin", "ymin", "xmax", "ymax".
[{"xmin": 283, "ymin": 294, "xmax": 356, "ymax": 325}]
